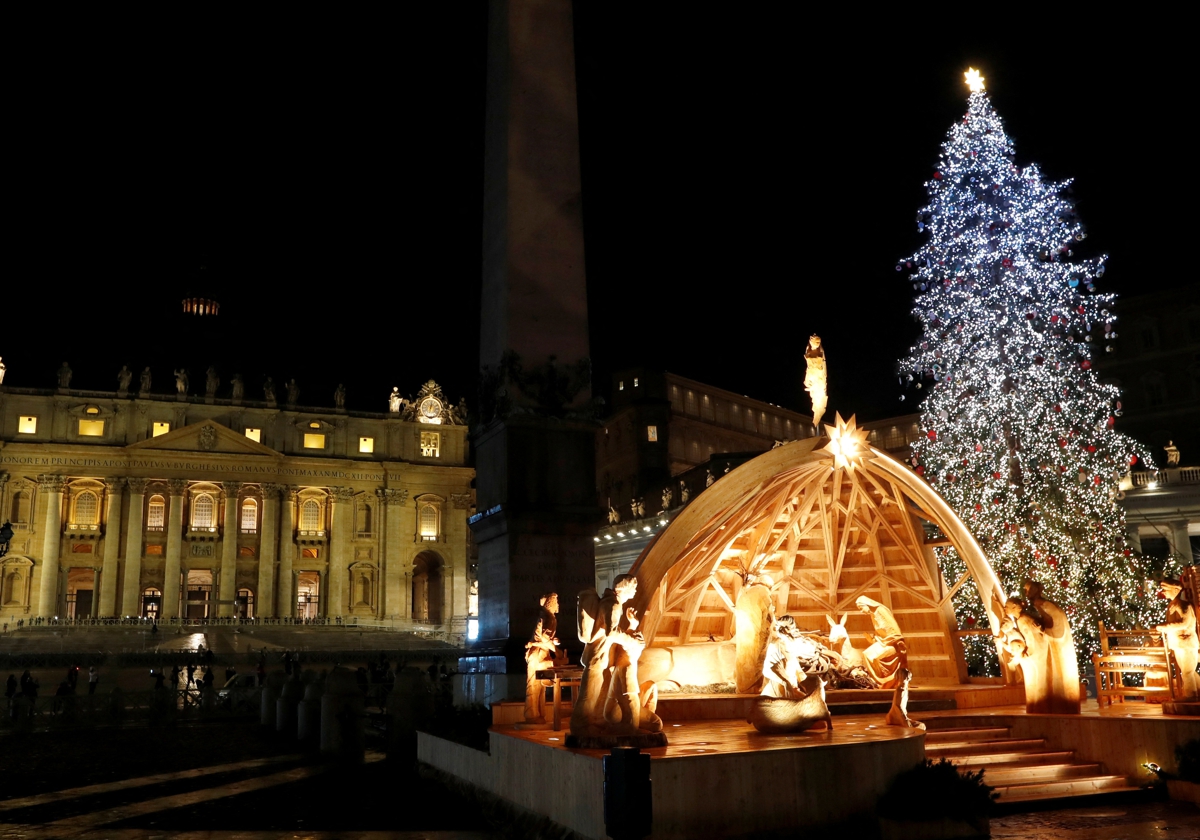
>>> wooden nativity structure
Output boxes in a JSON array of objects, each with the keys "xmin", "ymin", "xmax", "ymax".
[{"xmin": 629, "ymin": 418, "xmax": 1008, "ymax": 686}]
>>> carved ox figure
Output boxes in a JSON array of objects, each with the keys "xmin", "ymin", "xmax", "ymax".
[{"xmin": 638, "ymin": 641, "xmax": 737, "ymax": 691}]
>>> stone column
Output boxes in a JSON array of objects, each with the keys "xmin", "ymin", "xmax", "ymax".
[
  {"xmin": 1126, "ymin": 524, "xmax": 1143, "ymax": 555},
  {"xmin": 218, "ymin": 482, "xmax": 241, "ymax": 617},
  {"xmin": 98, "ymin": 477, "xmax": 124, "ymax": 616},
  {"xmin": 328, "ymin": 487, "xmax": 354, "ymax": 618},
  {"xmin": 120, "ymin": 478, "xmax": 147, "ymax": 616},
  {"xmin": 162, "ymin": 479, "xmax": 188, "ymax": 619},
  {"xmin": 36, "ymin": 475, "xmax": 66, "ymax": 617},
  {"xmin": 91, "ymin": 569, "xmax": 101, "ymax": 616},
  {"xmin": 379, "ymin": 488, "xmax": 408, "ymax": 618},
  {"xmin": 318, "ymin": 569, "xmax": 328, "ymax": 618},
  {"xmin": 1169, "ymin": 519, "xmax": 1194, "ymax": 562},
  {"xmin": 277, "ymin": 487, "xmax": 298, "ymax": 617},
  {"xmin": 258, "ymin": 484, "xmax": 281, "ymax": 618}
]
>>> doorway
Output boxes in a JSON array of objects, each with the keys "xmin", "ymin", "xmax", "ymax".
[
  {"xmin": 297, "ymin": 571, "xmax": 320, "ymax": 619},
  {"xmin": 186, "ymin": 569, "xmax": 213, "ymax": 619},
  {"xmin": 66, "ymin": 567, "xmax": 96, "ymax": 619},
  {"xmin": 412, "ymin": 551, "xmax": 444, "ymax": 624}
]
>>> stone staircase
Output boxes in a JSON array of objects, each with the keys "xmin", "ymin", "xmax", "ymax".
[{"xmin": 924, "ymin": 724, "xmax": 1139, "ymax": 804}]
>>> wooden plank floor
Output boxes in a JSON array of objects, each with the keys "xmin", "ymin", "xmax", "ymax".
[{"xmin": 494, "ymin": 714, "xmax": 925, "ymax": 760}]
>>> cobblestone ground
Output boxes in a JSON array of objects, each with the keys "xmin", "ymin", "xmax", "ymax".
[
  {"xmin": 0, "ymin": 723, "xmax": 496, "ymax": 839},
  {"xmin": 992, "ymin": 802, "xmax": 1200, "ymax": 840}
]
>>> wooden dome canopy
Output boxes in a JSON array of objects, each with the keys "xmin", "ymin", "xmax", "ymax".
[{"xmin": 628, "ymin": 427, "xmax": 1005, "ymax": 683}]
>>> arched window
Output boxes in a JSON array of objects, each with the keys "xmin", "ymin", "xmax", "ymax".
[
  {"xmin": 74, "ymin": 491, "xmax": 99, "ymax": 527},
  {"xmin": 193, "ymin": 494, "xmax": 215, "ymax": 530},
  {"xmin": 241, "ymin": 499, "xmax": 258, "ymax": 533},
  {"xmin": 419, "ymin": 503, "xmax": 439, "ymax": 540},
  {"xmin": 10, "ymin": 490, "xmax": 30, "ymax": 525},
  {"xmin": 147, "ymin": 495, "xmax": 166, "ymax": 530},
  {"xmin": 300, "ymin": 499, "xmax": 322, "ymax": 531}
]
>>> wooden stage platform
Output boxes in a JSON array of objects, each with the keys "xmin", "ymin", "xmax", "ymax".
[
  {"xmin": 421, "ymin": 716, "xmax": 924, "ymax": 840},
  {"xmin": 424, "ymin": 692, "xmax": 1200, "ymax": 839}
]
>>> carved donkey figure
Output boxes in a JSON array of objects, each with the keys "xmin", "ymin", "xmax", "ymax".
[{"xmin": 826, "ymin": 613, "xmax": 875, "ymax": 688}]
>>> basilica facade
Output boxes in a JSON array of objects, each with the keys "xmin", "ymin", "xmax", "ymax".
[{"xmin": 0, "ymin": 380, "xmax": 475, "ymax": 640}]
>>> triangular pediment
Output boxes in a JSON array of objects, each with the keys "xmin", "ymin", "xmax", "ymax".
[{"xmin": 127, "ymin": 420, "xmax": 281, "ymax": 457}]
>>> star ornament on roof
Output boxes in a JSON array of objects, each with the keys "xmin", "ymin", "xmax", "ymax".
[{"xmin": 823, "ymin": 413, "xmax": 872, "ymax": 473}]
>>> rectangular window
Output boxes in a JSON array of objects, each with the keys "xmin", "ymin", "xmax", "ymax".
[
  {"xmin": 633, "ymin": 377, "xmax": 639, "ymax": 387},
  {"xmin": 152, "ymin": 422, "xmax": 171, "ymax": 437},
  {"xmin": 359, "ymin": 436, "xmax": 374, "ymax": 453},
  {"xmin": 18, "ymin": 416, "xmax": 37, "ymax": 434},
  {"xmin": 146, "ymin": 544, "xmax": 164, "ymax": 555},
  {"xmin": 78, "ymin": 419, "xmax": 105, "ymax": 437},
  {"xmin": 420, "ymin": 431, "xmax": 440, "ymax": 457},
  {"xmin": 647, "ymin": 425, "xmax": 658, "ymax": 442},
  {"xmin": 245, "ymin": 428, "xmax": 261, "ymax": 443},
  {"xmin": 618, "ymin": 381, "xmax": 625, "ymax": 391},
  {"xmin": 303, "ymin": 433, "xmax": 326, "ymax": 449}
]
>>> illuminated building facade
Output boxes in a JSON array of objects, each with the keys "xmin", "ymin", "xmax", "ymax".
[{"xmin": 0, "ymin": 380, "xmax": 475, "ymax": 640}]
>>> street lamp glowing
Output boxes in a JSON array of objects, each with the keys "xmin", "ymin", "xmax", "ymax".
[{"xmin": 965, "ymin": 68, "xmax": 985, "ymax": 93}]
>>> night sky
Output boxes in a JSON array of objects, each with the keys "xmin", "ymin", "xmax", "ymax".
[{"xmin": 7, "ymin": 9, "xmax": 1188, "ymax": 425}]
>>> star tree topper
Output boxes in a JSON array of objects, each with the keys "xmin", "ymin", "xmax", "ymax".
[
  {"xmin": 823, "ymin": 413, "xmax": 871, "ymax": 473},
  {"xmin": 964, "ymin": 67, "xmax": 985, "ymax": 93}
]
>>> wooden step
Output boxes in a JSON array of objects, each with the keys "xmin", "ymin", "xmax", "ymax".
[
  {"xmin": 941, "ymin": 750, "xmax": 1076, "ymax": 768},
  {"xmin": 926, "ymin": 738, "xmax": 1046, "ymax": 757},
  {"xmin": 970, "ymin": 763, "xmax": 1102, "ymax": 785},
  {"xmin": 924, "ymin": 727, "xmax": 1010, "ymax": 745},
  {"xmin": 994, "ymin": 775, "xmax": 1133, "ymax": 802}
]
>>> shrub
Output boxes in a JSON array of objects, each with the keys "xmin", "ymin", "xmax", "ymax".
[
  {"xmin": 878, "ymin": 758, "xmax": 996, "ymax": 823},
  {"xmin": 1177, "ymin": 739, "xmax": 1200, "ymax": 783}
]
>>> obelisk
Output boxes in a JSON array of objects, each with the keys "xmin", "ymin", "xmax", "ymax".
[{"xmin": 472, "ymin": 0, "xmax": 599, "ymax": 663}]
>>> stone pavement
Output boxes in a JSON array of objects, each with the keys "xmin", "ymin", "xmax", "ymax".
[
  {"xmin": 0, "ymin": 723, "xmax": 496, "ymax": 839},
  {"xmin": 992, "ymin": 801, "xmax": 1200, "ymax": 840}
]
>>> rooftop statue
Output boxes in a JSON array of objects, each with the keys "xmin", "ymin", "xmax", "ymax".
[
  {"xmin": 174, "ymin": 369, "xmax": 189, "ymax": 397},
  {"xmin": 116, "ymin": 365, "xmax": 132, "ymax": 396},
  {"xmin": 388, "ymin": 387, "xmax": 403, "ymax": 414},
  {"xmin": 803, "ymin": 334, "xmax": 828, "ymax": 427},
  {"xmin": 264, "ymin": 377, "xmax": 277, "ymax": 407},
  {"xmin": 57, "ymin": 362, "xmax": 73, "ymax": 389},
  {"xmin": 205, "ymin": 367, "xmax": 220, "ymax": 398},
  {"xmin": 231, "ymin": 374, "xmax": 244, "ymax": 403},
  {"xmin": 286, "ymin": 379, "xmax": 300, "ymax": 406},
  {"xmin": 139, "ymin": 367, "xmax": 152, "ymax": 396},
  {"xmin": 334, "ymin": 383, "xmax": 346, "ymax": 410}
]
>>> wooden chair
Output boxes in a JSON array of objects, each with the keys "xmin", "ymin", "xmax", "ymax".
[{"xmin": 1092, "ymin": 621, "xmax": 1171, "ymax": 705}]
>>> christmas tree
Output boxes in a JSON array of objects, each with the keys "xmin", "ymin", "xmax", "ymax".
[{"xmin": 898, "ymin": 69, "xmax": 1158, "ymax": 671}]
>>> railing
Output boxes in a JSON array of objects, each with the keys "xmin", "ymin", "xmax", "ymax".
[
  {"xmin": 1131, "ymin": 467, "xmax": 1200, "ymax": 487},
  {"xmin": 5, "ymin": 615, "xmax": 367, "ymax": 629},
  {"xmin": 1, "ymin": 687, "xmax": 258, "ymax": 732}
]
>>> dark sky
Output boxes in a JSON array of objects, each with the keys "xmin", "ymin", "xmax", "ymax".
[{"xmin": 7, "ymin": 8, "xmax": 1189, "ymax": 423}]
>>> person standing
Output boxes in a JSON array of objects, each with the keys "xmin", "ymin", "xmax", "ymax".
[{"xmin": 88, "ymin": 666, "xmax": 99, "ymax": 695}]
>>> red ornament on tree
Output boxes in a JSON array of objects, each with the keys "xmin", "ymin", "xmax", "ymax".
[
  {"xmin": 1081, "ymin": 360, "xmax": 1092, "ymax": 370},
  {"xmin": 1130, "ymin": 455, "xmax": 1138, "ymax": 466},
  {"xmin": 915, "ymin": 466, "xmax": 925, "ymax": 476},
  {"xmin": 1087, "ymin": 444, "xmax": 1097, "ymax": 453},
  {"xmin": 927, "ymin": 430, "xmax": 938, "ymax": 441},
  {"xmin": 992, "ymin": 471, "xmax": 1003, "ymax": 480}
]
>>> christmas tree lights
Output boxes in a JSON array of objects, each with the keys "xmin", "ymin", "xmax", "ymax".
[{"xmin": 898, "ymin": 69, "xmax": 1159, "ymax": 671}]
